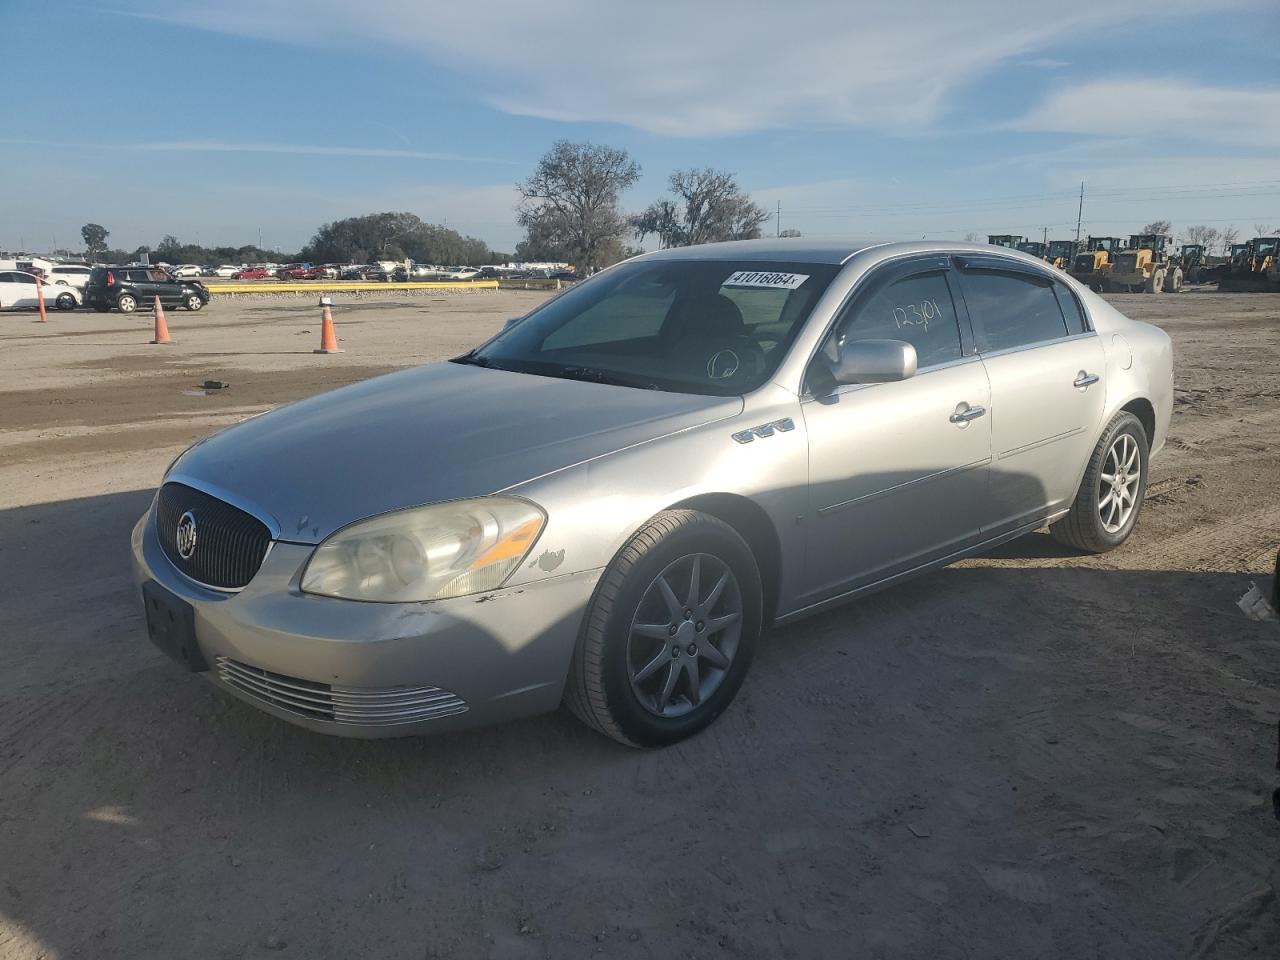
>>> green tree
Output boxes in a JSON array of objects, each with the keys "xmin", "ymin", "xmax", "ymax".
[
  {"xmin": 631, "ymin": 168, "xmax": 769, "ymax": 248},
  {"xmin": 516, "ymin": 141, "xmax": 640, "ymax": 271},
  {"xmin": 301, "ymin": 213, "xmax": 493, "ymax": 265},
  {"xmin": 81, "ymin": 223, "xmax": 109, "ymax": 261}
]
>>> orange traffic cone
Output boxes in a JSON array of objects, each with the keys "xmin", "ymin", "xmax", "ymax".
[
  {"xmin": 150, "ymin": 296, "xmax": 173, "ymax": 344},
  {"xmin": 314, "ymin": 298, "xmax": 342, "ymax": 354}
]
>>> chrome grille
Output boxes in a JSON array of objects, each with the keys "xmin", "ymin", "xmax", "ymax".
[
  {"xmin": 215, "ymin": 657, "xmax": 468, "ymax": 726},
  {"xmin": 157, "ymin": 483, "xmax": 271, "ymax": 590}
]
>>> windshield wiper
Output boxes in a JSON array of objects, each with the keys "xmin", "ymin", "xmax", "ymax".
[
  {"xmin": 450, "ymin": 351, "xmax": 497, "ymax": 368},
  {"xmin": 548, "ymin": 365, "xmax": 652, "ymax": 389}
]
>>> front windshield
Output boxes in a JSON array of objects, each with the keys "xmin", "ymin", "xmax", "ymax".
[{"xmin": 463, "ymin": 258, "xmax": 840, "ymax": 395}]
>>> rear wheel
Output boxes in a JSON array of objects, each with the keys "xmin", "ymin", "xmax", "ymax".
[
  {"xmin": 1051, "ymin": 411, "xmax": 1149, "ymax": 553},
  {"xmin": 565, "ymin": 510, "xmax": 761, "ymax": 747},
  {"xmin": 116, "ymin": 293, "xmax": 137, "ymax": 313},
  {"xmin": 1163, "ymin": 268, "xmax": 1183, "ymax": 293},
  {"xmin": 1144, "ymin": 270, "xmax": 1164, "ymax": 294},
  {"xmin": 54, "ymin": 293, "xmax": 76, "ymax": 311}
]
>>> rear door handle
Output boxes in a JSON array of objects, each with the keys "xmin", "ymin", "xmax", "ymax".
[
  {"xmin": 1074, "ymin": 372, "xmax": 1100, "ymax": 388},
  {"xmin": 949, "ymin": 404, "xmax": 986, "ymax": 424}
]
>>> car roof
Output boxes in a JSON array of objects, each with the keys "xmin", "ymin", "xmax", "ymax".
[
  {"xmin": 638, "ymin": 239, "xmax": 885, "ymax": 265},
  {"xmin": 634, "ymin": 238, "xmax": 1065, "ymax": 268}
]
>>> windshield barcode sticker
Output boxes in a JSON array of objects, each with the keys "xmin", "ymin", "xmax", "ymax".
[{"xmin": 722, "ymin": 271, "xmax": 809, "ymax": 290}]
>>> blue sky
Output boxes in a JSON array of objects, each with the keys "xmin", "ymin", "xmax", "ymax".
[{"xmin": 2, "ymin": 0, "xmax": 1277, "ymax": 255}]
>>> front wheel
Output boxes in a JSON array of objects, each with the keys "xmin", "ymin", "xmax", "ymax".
[
  {"xmin": 565, "ymin": 510, "xmax": 762, "ymax": 747},
  {"xmin": 55, "ymin": 293, "xmax": 76, "ymax": 311},
  {"xmin": 1051, "ymin": 411, "xmax": 1149, "ymax": 553},
  {"xmin": 184, "ymin": 295, "xmax": 204, "ymax": 311}
]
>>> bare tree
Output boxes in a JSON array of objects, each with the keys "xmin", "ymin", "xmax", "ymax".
[
  {"xmin": 1183, "ymin": 225, "xmax": 1220, "ymax": 249},
  {"xmin": 516, "ymin": 141, "xmax": 640, "ymax": 271},
  {"xmin": 1141, "ymin": 220, "xmax": 1172, "ymax": 236},
  {"xmin": 631, "ymin": 168, "xmax": 770, "ymax": 248},
  {"xmin": 962, "ymin": 232, "xmax": 980, "ymax": 242},
  {"xmin": 1219, "ymin": 225, "xmax": 1239, "ymax": 253},
  {"xmin": 1254, "ymin": 223, "xmax": 1275, "ymax": 237}
]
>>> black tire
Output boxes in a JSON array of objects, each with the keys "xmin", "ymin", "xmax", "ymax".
[
  {"xmin": 1050, "ymin": 411, "xmax": 1149, "ymax": 553},
  {"xmin": 54, "ymin": 293, "xmax": 76, "ymax": 311},
  {"xmin": 117, "ymin": 293, "xmax": 137, "ymax": 313},
  {"xmin": 1144, "ymin": 271, "xmax": 1163, "ymax": 294},
  {"xmin": 565, "ymin": 509, "xmax": 762, "ymax": 747},
  {"xmin": 1163, "ymin": 268, "xmax": 1183, "ymax": 293},
  {"xmin": 184, "ymin": 295, "xmax": 204, "ymax": 311}
]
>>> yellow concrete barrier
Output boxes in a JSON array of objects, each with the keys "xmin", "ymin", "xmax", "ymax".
[{"xmin": 203, "ymin": 280, "xmax": 500, "ymax": 294}]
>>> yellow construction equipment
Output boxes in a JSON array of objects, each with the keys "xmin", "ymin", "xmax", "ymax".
[
  {"xmin": 1069, "ymin": 236, "xmax": 1125, "ymax": 291},
  {"xmin": 1108, "ymin": 234, "xmax": 1182, "ymax": 293},
  {"xmin": 1218, "ymin": 237, "xmax": 1280, "ymax": 292},
  {"xmin": 1047, "ymin": 240, "xmax": 1076, "ymax": 270},
  {"xmin": 1016, "ymin": 240, "xmax": 1048, "ymax": 260},
  {"xmin": 986, "ymin": 235, "xmax": 1026, "ymax": 249}
]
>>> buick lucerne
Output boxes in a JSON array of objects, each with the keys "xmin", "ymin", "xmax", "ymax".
[{"xmin": 132, "ymin": 240, "xmax": 1173, "ymax": 746}]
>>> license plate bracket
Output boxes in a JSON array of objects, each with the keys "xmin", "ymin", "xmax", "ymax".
[{"xmin": 141, "ymin": 580, "xmax": 208, "ymax": 672}]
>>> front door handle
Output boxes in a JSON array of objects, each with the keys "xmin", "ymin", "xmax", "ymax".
[
  {"xmin": 949, "ymin": 404, "xmax": 986, "ymax": 424},
  {"xmin": 1074, "ymin": 371, "xmax": 1100, "ymax": 389}
]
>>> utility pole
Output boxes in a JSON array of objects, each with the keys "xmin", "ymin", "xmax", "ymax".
[
  {"xmin": 1042, "ymin": 226, "xmax": 1048, "ymax": 246},
  {"xmin": 1074, "ymin": 181, "xmax": 1084, "ymax": 246},
  {"xmin": 776, "ymin": 201, "xmax": 780, "ymax": 238}
]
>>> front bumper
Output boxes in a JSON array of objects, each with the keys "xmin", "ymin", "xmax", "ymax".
[{"xmin": 131, "ymin": 509, "xmax": 600, "ymax": 738}]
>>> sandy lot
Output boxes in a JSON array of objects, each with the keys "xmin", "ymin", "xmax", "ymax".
[{"xmin": 1, "ymin": 288, "xmax": 1277, "ymax": 959}]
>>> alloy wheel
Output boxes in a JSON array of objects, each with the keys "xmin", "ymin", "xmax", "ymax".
[
  {"xmin": 626, "ymin": 553, "xmax": 742, "ymax": 718},
  {"xmin": 1099, "ymin": 433, "xmax": 1140, "ymax": 533}
]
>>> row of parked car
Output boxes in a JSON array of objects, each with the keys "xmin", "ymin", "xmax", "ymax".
[{"xmin": 166, "ymin": 262, "xmax": 492, "ymax": 282}]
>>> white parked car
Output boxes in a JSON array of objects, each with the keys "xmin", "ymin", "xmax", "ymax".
[
  {"xmin": 46, "ymin": 264, "xmax": 93, "ymax": 291},
  {"xmin": 171, "ymin": 264, "xmax": 203, "ymax": 278},
  {"xmin": 212, "ymin": 265, "xmax": 240, "ymax": 278},
  {"xmin": 0, "ymin": 271, "xmax": 80, "ymax": 310}
]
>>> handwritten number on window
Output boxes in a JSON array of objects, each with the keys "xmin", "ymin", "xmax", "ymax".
[{"xmin": 892, "ymin": 299, "xmax": 941, "ymax": 331}]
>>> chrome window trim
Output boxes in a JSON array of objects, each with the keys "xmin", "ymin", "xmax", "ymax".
[{"xmin": 976, "ymin": 330, "xmax": 1099, "ymax": 362}]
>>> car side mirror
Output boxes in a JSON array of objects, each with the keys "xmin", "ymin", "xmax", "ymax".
[{"xmin": 831, "ymin": 339, "xmax": 917, "ymax": 384}]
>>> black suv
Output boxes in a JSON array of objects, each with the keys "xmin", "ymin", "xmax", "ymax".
[{"xmin": 84, "ymin": 266, "xmax": 211, "ymax": 313}]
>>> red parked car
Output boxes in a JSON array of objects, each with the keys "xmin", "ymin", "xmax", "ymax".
[
  {"xmin": 276, "ymin": 264, "xmax": 312, "ymax": 281},
  {"xmin": 230, "ymin": 267, "xmax": 272, "ymax": 280}
]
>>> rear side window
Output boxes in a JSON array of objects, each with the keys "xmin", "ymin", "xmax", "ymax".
[
  {"xmin": 126, "ymin": 270, "xmax": 150, "ymax": 282},
  {"xmin": 961, "ymin": 270, "xmax": 1069, "ymax": 352},
  {"xmin": 834, "ymin": 271, "xmax": 963, "ymax": 369},
  {"xmin": 1054, "ymin": 283, "xmax": 1088, "ymax": 334}
]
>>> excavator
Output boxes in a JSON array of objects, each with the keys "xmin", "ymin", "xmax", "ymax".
[
  {"xmin": 1069, "ymin": 236, "xmax": 1126, "ymax": 291},
  {"xmin": 1108, "ymin": 234, "xmax": 1182, "ymax": 293},
  {"xmin": 1218, "ymin": 237, "xmax": 1280, "ymax": 291},
  {"xmin": 986, "ymin": 235, "xmax": 1026, "ymax": 249}
]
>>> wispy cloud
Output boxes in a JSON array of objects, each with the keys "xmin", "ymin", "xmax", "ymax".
[
  {"xmin": 1011, "ymin": 78, "xmax": 1280, "ymax": 147},
  {"xmin": 1019, "ymin": 57, "xmax": 1070, "ymax": 68},
  {"xmin": 110, "ymin": 0, "xmax": 1239, "ymax": 137},
  {"xmin": 0, "ymin": 137, "xmax": 513, "ymax": 163}
]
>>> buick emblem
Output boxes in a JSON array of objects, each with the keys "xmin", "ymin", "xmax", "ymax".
[{"xmin": 176, "ymin": 511, "xmax": 198, "ymax": 560}]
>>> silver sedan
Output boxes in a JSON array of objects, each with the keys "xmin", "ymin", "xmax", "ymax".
[{"xmin": 131, "ymin": 240, "xmax": 1173, "ymax": 746}]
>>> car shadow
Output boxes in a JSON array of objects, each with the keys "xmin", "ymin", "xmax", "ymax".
[{"xmin": 1, "ymin": 488, "xmax": 1277, "ymax": 959}]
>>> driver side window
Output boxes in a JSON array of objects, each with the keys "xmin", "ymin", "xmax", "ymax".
[{"xmin": 833, "ymin": 271, "xmax": 963, "ymax": 369}]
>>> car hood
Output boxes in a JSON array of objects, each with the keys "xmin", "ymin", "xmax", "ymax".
[{"xmin": 168, "ymin": 362, "xmax": 742, "ymax": 544}]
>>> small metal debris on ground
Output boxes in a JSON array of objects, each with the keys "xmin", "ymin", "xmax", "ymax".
[
  {"xmin": 202, "ymin": 380, "xmax": 229, "ymax": 390},
  {"xmin": 1237, "ymin": 583, "xmax": 1277, "ymax": 622}
]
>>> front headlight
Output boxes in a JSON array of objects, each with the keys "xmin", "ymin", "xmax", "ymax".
[{"xmin": 300, "ymin": 497, "xmax": 546, "ymax": 603}]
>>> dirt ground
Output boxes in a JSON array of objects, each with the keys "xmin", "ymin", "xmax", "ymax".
[{"xmin": 1, "ymin": 288, "xmax": 1277, "ymax": 959}]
